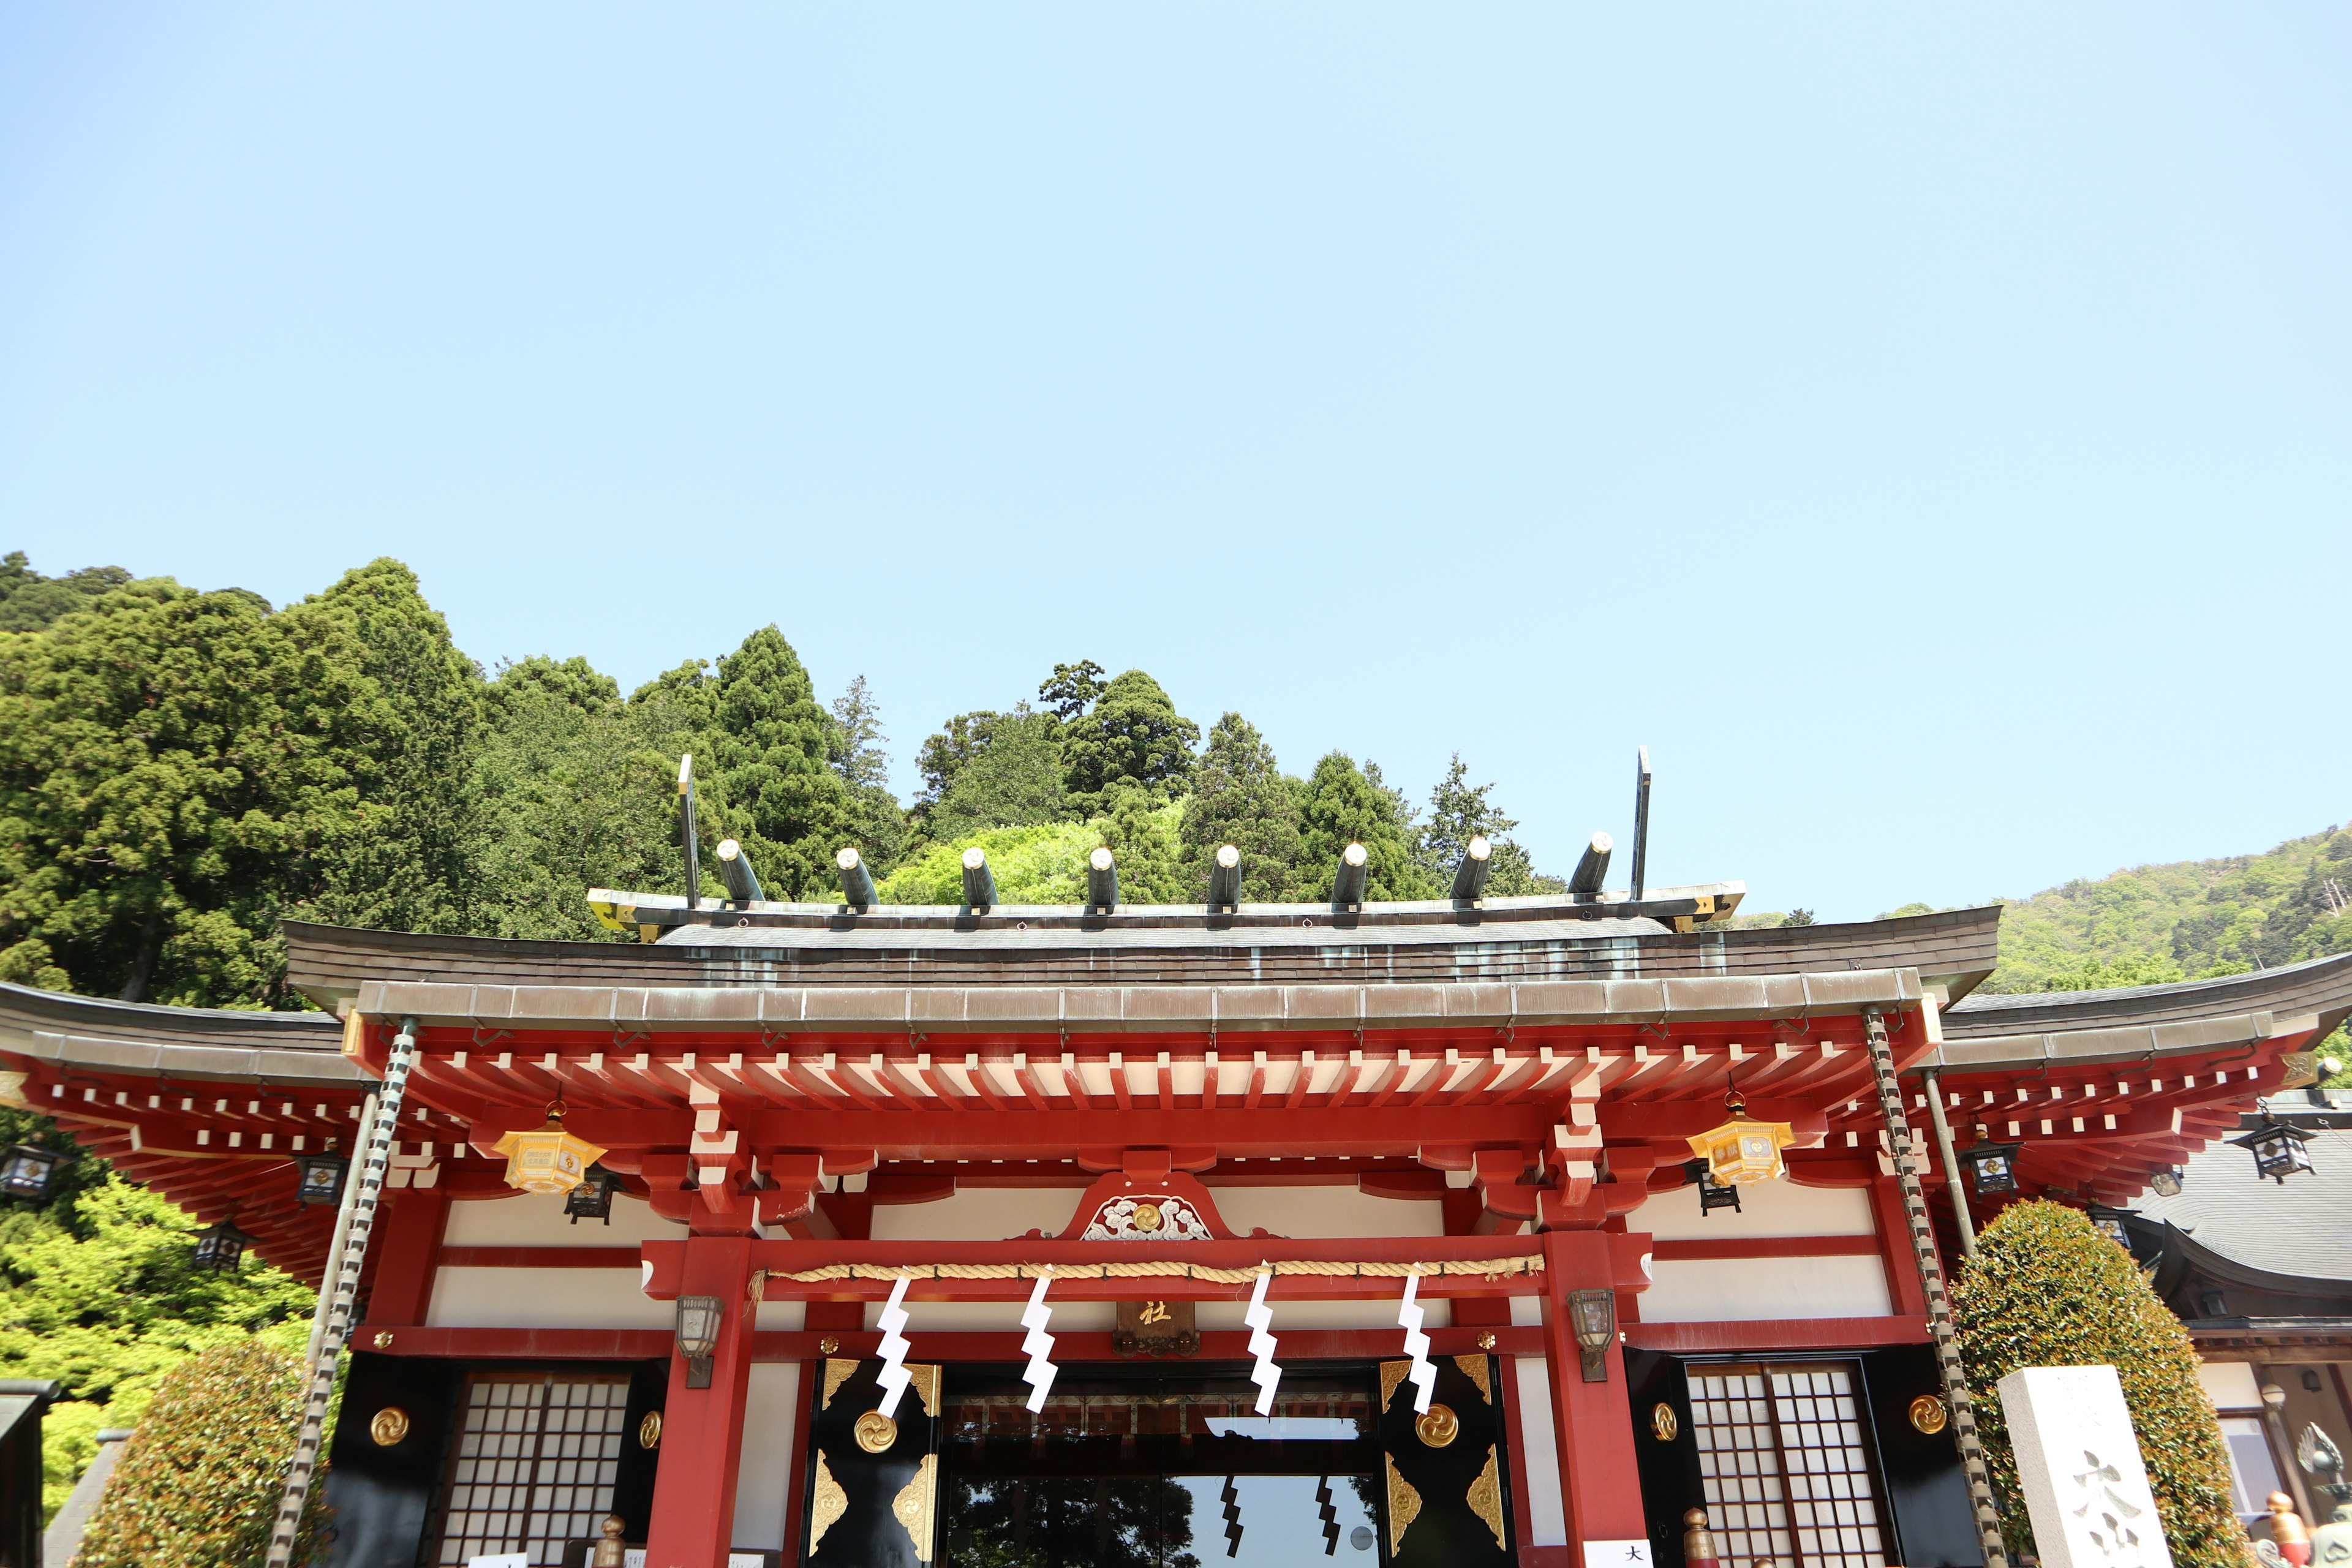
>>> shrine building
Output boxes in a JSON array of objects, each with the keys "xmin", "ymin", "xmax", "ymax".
[{"xmin": 4, "ymin": 843, "xmax": 2348, "ymax": 1568}]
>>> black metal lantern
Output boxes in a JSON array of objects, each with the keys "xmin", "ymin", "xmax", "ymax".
[
  {"xmin": 2085, "ymin": 1204, "xmax": 2136, "ymax": 1246},
  {"xmin": 293, "ymin": 1150, "xmax": 349, "ymax": 1207},
  {"xmin": 1684, "ymin": 1157, "xmax": 1742, "ymax": 1216},
  {"xmin": 1958, "ymin": 1131, "xmax": 2023, "ymax": 1197},
  {"xmin": 191, "ymin": 1216, "xmax": 255, "ymax": 1273},
  {"xmin": 2231, "ymin": 1119, "xmax": 2314, "ymax": 1185},
  {"xmin": 1567, "ymin": 1288, "xmax": 1616, "ymax": 1384},
  {"xmin": 565, "ymin": 1164, "xmax": 620, "ymax": 1226},
  {"xmin": 0, "ymin": 1144, "xmax": 64, "ymax": 1201}
]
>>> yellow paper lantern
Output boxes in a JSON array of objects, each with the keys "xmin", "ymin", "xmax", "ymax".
[
  {"xmin": 493, "ymin": 1102, "xmax": 608, "ymax": 1196},
  {"xmin": 1686, "ymin": 1093, "xmax": 1795, "ymax": 1186}
]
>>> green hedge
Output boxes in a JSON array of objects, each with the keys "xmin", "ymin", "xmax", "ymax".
[
  {"xmin": 1952, "ymin": 1199, "xmax": 2244, "ymax": 1568},
  {"xmin": 74, "ymin": 1338, "xmax": 329, "ymax": 1567}
]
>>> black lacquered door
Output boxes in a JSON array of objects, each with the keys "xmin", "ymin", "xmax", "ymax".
[
  {"xmin": 1376, "ymin": 1354, "xmax": 1513, "ymax": 1568},
  {"xmin": 804, "ymin": 1358, "xmax": 942, "ymax": 1567}
]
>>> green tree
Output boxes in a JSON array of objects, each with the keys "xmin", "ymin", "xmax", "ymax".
[
  {"xmin": 0, "ymin": 1115, "xmax": 320, "ymax": 1524},
  {"xmin": 1953, "ymin": 1200, "xmax": 2244, "ymax": 1568},
  {"xmin": 826, "ymin": 676, "xmax": 910, "ymax": 875},
  {"xmin": 292, "ymin": 560, "xmax": 486, "ymax": 940},
  {"xmin": 1177, "ymin": 715, "xmax": 1305, "ymax": 902},
  {"xmin": 1094, "ymin": 787, "xmax": 1188, "ymax": 905},
  {"xmin": 1058, "ymin": 669, "xmax": 1197, "ymax": 810},
  {"xmin": 74, "ymin": 1339, "xmax": 330, "ymax": 1568},
  {"xmin": 1037, "ymin": 659, "xmax": 1107, "ymax": 722},
  {"xmin": 468, "ymin": 665, "xmax": 703, "ymax": 939},
  {"xmin": 1416, "ymin": 753, "xmax": 1564, "ymax": 897},
  {"xmin": 706, "ymin": 627, "xmax": 854, "ymax": 899},
  {"xmin": 0, "ymin": 580, "xmax": 374, "ymax": 1005},
  {"xmin": 1295, "ymin": 752, "xmax": 1438, "ymax": 902},
  {"xmin": 875, "ymin": 821, "xmax": 1099, "ymax": 905},
  {"xmin": 0, "ymin": 553, "xmax": 138, "ymax": 633},
  {"xmin": 927, "ymin": 706, "xmax": 1071, "ymax": 840},
  {"xmin": 486, "ymin": 654, "xmax": 622, "ymax": 718}
]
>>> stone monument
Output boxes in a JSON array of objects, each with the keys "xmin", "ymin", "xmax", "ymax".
[{"xmin": 1995, "ymin": 1365, "xmax": 2174, "ymax": 1568}]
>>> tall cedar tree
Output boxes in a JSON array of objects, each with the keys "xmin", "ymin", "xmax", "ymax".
[
  {"xmin": 1295, "ymin": 752, "xmax": 1438, "ymax": 901},
  {"xmin": 1177, "ymin": 714, "xmax": 1305, "ymax": 902},
  {"xmin": 1058, "ymin": 669, "xmax": 1198, "ymax": 810},
  {"xmin": 828, "ymin": 676, "xmax": 911, "ymax": 876},
  {"xmin": 74, "ymin": 1339, "xmax": 329, "ymax": 1568},
  {"xmin": 709, "ymin": 627, "xmax": 856, "ymax": 900},
  {"xmin": 1952, "ymin": 1199, "xmax": 2244, "ymax": 1568},
  {"xmin": 294, "ymin": 560, "xmax": 486, "ymax": 940},
  {"xmin": 0, "ymin": 580, "xmax": 375, "ymax": 1006}
]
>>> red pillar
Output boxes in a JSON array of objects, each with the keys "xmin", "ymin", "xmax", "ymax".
[
  {"xmin": 1541, "ymin": 1229, "xmax": 1648, "ymax": 1551},
  {"xmin": 359, "ymin": 1188, "xmax": 451, "ymax": 1329},
  {"xmin": 644, "ymin": 1234, "xmax": 757, "ymax": 1568}
]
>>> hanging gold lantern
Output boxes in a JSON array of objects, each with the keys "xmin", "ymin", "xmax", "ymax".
[
  {"xmin": 1686, "ymin": 1091, "xmax": 1795, "ymax": 1186},
  {"xmin": 493, "ymin": 1102, "xmax": 608, "ymax": 1196}
]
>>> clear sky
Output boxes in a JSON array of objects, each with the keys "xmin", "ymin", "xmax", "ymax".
[{"xmin": 3, "ymin": 7, "xmax": 2346, "ymax": 921}]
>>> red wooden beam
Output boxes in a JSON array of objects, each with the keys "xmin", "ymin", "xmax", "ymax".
[{"xmin": 1624, "ymin": 1316, "xmax": 1929, "ymax": 1353}]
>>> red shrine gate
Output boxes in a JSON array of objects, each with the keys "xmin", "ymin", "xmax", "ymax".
[{"xmin": 5, "ymin": 893, "xmax": 2342, "ymax": 1568}]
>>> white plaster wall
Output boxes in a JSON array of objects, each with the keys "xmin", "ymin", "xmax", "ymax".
[
  {"xmin": 1638, "ymin": 1256, "xmax": 1891, "ymax": 1323},
  {"xmin": 1510, "ymin": 1295, "xmax": 1544, "ymax": 1328},
  {"xmin": 753, "ymin": 1300, "xmax": 806, "ymax": 1332},
  {"xmin": 1630, "ymin": 1180, "xmax": 1876, "ymax": 1241},
  {"xmin": 443, "ymin": 1191, "xmax": 687, "ymax": 1247},
  {"xmin": 426, "ymin": 1267, "xmax": 671, "ymax": 1329},
  {"xmin": 731, "ymin": 1363, "xmax": 801, "ymax": 1553},
  {"xmin": 2199, "ymin": 1360, "xmax": 2263, "ymax": 1411},
  {"xmin": 870, "ymin": 1187, "xmax": 1078, "ymax": 1242},
  {"xmin": 1207, "ymin": 1185, "xmax": 1446, "ymax": 1238},
  {"xmin": 1512, "ymin": 1355, "xmax": 1567, "ymax": 1547}
]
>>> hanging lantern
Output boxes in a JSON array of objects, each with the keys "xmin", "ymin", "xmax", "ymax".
[
  {"xmin": 0, "ymin": 1144, "xmax": 64, "ymax": 1201},
  {"xmin": 1682, "ymin": 1157, "xmax": 1743, "ymax": 1216},
  {"xmin": 192, "ymin": 1216, "xmax": 255, "ymax": 1273},
  {"xmin": 2149, "ymin": 1166, "xmax": 2185, "ymax": 1199},
  {"xmin": 2085, "ymin": 1204, "xmax": 2136, "ymax": 1246},
  {"xmin": 492, "ymin": 1102, "xmax": 607, "ymax": 1196},
  {"xmin": 565, "ymin": 1165, "xmax": 621, "ymax": 1225},
  {"xmin": 1685, "ymin": 1091, "xmax": 1795, "ymax": 1186},
  {"xmin": 2231, "ymin": 1119, "xmax": 2314, "ymax": 1185},
  {"xmin": 1958, "ymin": 1130, "xmax": 2023, "ymax": 1197},
  {"xmin": 293, "ymin": 1150, "xmax": 350, "ymax": 1207}
]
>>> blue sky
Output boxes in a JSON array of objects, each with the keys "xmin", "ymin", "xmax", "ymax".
[{"xmin": 3, "ymin": 7, "xmax": 2346, "ymax": 919}]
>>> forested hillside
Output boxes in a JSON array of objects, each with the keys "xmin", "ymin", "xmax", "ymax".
[
  {"xmin": 1977, "ymin": 826, "xmax": 2352, "ymax": 993},
  {"xmin": 0, "ymin": 552, "xmax": 1566, "ymax": 1010}
]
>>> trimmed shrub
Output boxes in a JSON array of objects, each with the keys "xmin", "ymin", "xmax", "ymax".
[
  {"xmin": 74, "ymin": 1338, "xmax": 328, "ymax": 1567},
  {"xmin": 1952, "ymin": 1199, "xmax": 2244, "ymax": 1568}
]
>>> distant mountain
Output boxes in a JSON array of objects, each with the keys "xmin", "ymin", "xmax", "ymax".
[{"xmin": 1981, "ymin": 824, "xmax": 2352, "ymax": 995}]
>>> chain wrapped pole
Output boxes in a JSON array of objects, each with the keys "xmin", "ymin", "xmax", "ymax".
[
  {"xmin": 265, "ymin": 1017, "xmax": 420, "ymax": 1568},
  {"xmin": 1864, "ymin": 1006, "xmax": 2008, "ymax": 1568}
]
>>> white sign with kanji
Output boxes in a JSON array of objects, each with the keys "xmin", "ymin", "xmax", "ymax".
[
  {"xmin": 1583, "ymin": 1539, "xmax": 1655, "ymax": 1568},
  {"xmin": 1997, "ymin": 1365, "xmax": 2175, "ymax": 1568}
]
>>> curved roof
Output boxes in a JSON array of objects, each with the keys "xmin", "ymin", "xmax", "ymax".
[
  {"xmin": 282, "ymin": 904, "xmax": 2006, "ymax": 1009},
  {"xmin": 0, "ymin": 981, "xmax": 353, "ymax": 1088},
  {"xmin": 1929, "ymin": 952, "xmax": 2352, "ymax": 1071},
  {"xmin": 2133, "ymin": 1124, "xmax": 2352, "ymax": 1286}
]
